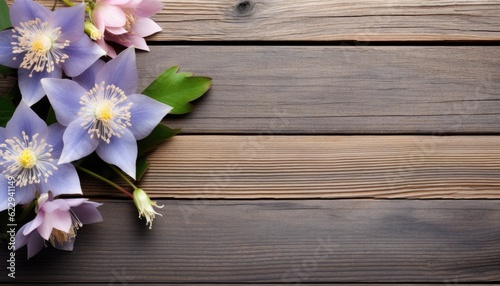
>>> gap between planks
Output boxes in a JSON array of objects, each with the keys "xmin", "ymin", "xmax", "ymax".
[{"xmin": 81, "ymin": 135, "xmax": 500, "ymax": 199}]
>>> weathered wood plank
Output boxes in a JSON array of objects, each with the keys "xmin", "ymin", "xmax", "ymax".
[
  {"xmin": 26, "ymin": 0, "xmax": 500, "ymax": 41},
  {"xmin": 82, "ymin": 135, "xmax": 500, "ymax": 199},
  {"xmin": 156, "ymin": 0, "xmax": 500, "ymax": 41},
  {"xmin": 3, "ymin": 200, "xmax": 500, "ymax": 283},
  {"xmin": 135, "ymin": 46, "xmax": 500, "ymax": 134},
  {"xmin": 2, "ymin": 46, "xmax": 500, "ymax": 134}
]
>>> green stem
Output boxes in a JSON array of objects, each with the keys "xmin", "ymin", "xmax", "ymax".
[
  {"xmin": 109, "ymin": 165, "xmax": 138, "ymax": 190},
  {"xmin": 60, "ymin": 0, "xmax": 75, "ymax": 7},
  {"xmin": 75, "ymin": 165, "xmax": 133, "ymax": 199}
]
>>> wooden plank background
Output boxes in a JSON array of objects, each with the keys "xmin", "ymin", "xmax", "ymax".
[
  {"xmin": 83, "ymin": 135, "xmax": 500, "ymax": 199},
  {"xmin": 156, "ymin": 0, "xmax": 500, "ymax": 41},
  {"xmin": 142, "ymin": 46, "xmax": 500, "ymax": 134},
  {"xmin": 5, "ymin": 200, "xmax": 500, "ymax": 283},
  {"xmin": 1, "ymin": 0, "xmax": 500, "ymax": 284}
]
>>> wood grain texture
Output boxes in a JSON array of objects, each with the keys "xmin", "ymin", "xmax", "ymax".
[
  {"xmin": 2, "ymin": 46, "xmax": 500, "ymax": 134},
  {"xmin": 27, "ymin": 0, "xmax": 500, "ymax": 41},
  {"xmin": 156, "ymin": 0, "xmax": 500, "ymax": 41},
  {"xmin": 81, "ymin": 135, "xmax": 500, "ymax": 199},
  {"xmin": 134, "ymin": 46, "xmax": 500, "ymax": 134},
  {"xmin": 3, "ymin": 200, "xmax": 500, "ymax": 283}
]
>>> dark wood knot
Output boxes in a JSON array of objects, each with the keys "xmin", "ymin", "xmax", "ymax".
[{"xmin": 235, "ymin": 0, "xmax": 254, "ymax": 15}]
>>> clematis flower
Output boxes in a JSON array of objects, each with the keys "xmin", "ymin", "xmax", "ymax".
[
  {"xmin": 42, "ymin": 47, "xmax": 172, "ymax": 179},
  {"xmin": 0, "ymin": 102, "xmax": 82, "ymax": 212},
  {"xmin": 0, "ymin": 0, "xmax": 105, "ymax": 105},
  {"xmin": 15, "ymin": 193, "xmax": 103, "ymax": 259},
  {"xmin": 133, "ymin": 188, "xmax": 163, "ymax": 229},
  {"xmin": 91, "ymin": 0, "xmax": 163, "ymax": 57}
]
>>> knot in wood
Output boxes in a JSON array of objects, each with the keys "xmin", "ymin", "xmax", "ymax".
[{"xmin": 235, "ymin": 0, "xmax": 254, "ymax": 15}]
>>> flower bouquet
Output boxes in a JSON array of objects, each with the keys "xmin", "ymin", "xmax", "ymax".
[{"xmin": 0, "ymin": 0, "xmax": 211, "ymax": 260}]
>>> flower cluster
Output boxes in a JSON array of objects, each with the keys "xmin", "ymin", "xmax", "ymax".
[{"xmin": 0, "ymin": 0, "xmax": 210, "ymax": 259}]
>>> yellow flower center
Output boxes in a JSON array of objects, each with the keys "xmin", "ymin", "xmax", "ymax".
[
  {"xmin": 11, "ymin": 18, "xmax": 70, "ymax": 77},
  {"xmin": 95, "ymin": 101, "xmax": 114, "ymax": 122},
  {"xmin": 79, "ymin": 82, "xmax": 133, "ymax": 144},
  {"xmin": 31, "ymin": 33, "xmax": 52, "ymax": 53},
  {"xmin": 19, "ymin": 149, "xmax": 37, "ymax": 169}
]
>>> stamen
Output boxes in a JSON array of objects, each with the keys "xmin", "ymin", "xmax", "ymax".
[
  {"xmin": 48, "ymin": 209, "xmax": 82, "ymax": 246},
  {"xmin": 0, "ymin": 131, "xmax": 58, "ymax": 187},
  {"xmin": 78, "ymin": 82, "xmax": 133, "ymax": 144},
  {"xmin": 11, "ymin": 18, "xmax": 70, "ymax": 77},
  {"xmin": 124, "ymin": 10, "xmax": 136, "ymax": 34}
]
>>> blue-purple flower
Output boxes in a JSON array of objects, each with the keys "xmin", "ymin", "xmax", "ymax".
[
  {"xmin": 41, "ymin": 47, "xmax": 172, "ymax": 179},
  {"xmin": 0, "ymin": 102, "xmax": 82, "ymax": 211},
  {"xmin": 15, "ymin": 193, "xmax": 103, "ymax": 259},
  {"xmin": 0, "ymin": 0, "xmax": 105, "ymax": 105}
]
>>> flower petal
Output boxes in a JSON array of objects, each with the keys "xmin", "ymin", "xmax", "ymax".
[
  {"xmin": 15, "ymin": 224, "xmax": 30, "ymax": 250},
  {"xmin": 50, "ymin": 3, "xmax": 85, "ymax": 42},
  {"xmin": 10, "ymin": 0, "xmax": 50, "ymax": 27},
  {"xmin": 136, "ymin": 0, "xmax": 164, "ymax": 17},
  {"xmin": 46, "ymin": 123, "xmax": 66, "ymax": 158},
  {"xmin": 18, "ymin": 66, "xmax": 62, "ymax": 106},
  {"xmin": 72, "ymin": 59, "xmax": 106, "ymax": 90},
  {"xmin": 26, "ymin": 231, "xmax": 45, "ymax": 259},
  {"xmin": 93, "ymin": 4, "xmax": 126, "ymax": 29},
  {"xmin": 0, "ymin": 176, "xmax": 8, "ymax": 211},
  {"xmin": 127, "ymin": 93, "xmax": 172, "ymax": 140},
  {"xmin": 52, "ymin": 236, "xmax": 75, "ymax": 251},
  {"xmin": 0, "ymin": 30, "xmax": 22, "ymax": 68},
  {"xmin": 38, "ymin": 163, "xmax": 82, "ymax": 197},
  {"xmin": 95, "ymin": 37, "xmax": 117, "ymax": 58},
  {"xmin": 95, "ymin": 128, "xmax": 137, "ymax": 179},
  {"xmin": 49, "ymin": 209, "xmax": 72, "ymax": 232},
  {"xmin": 96, "ymin": 46, "xmax": 138, "ymax": 95},
  {"xmin": 64, "ymin": 198, "xmax": 88, "ymax": 207},
  {"xmin": 72, "ymin": 201, "xmax": 104, "ymax": 224},
  {"xmin": 37, "ymin": 209, "xmax": 71, "ymax": 239},
  {"xmin": 5, "ymin": 101, "xmax": 48, "ymax": 140},
  {"xmin": 42, "ymin": 78, "xmax": 86, "ymax": 126},
  {"xmin": 108, "ymin": 33, "xmax": 149, "ymax": 51},
  {"xmin": 106, "ymin": 25, "xmax": 128, "ymax": 35},
  {"xmin": 13, "ymin": 184, "xmax": 37, "ymax": 205},
  {"xmin": 24, "ymin": 213, "xmax": 44, "ymax": 236},
  {"xmin": 60, "ymin": 36, "xmax": 105, "ymax": 77},
  {"xmin": 133, "ymin": 17, "xmax": 162, "ymax": 37},
  {"xmin": 59, "ymin": 117, "xmax": 100, "ymax": 164},
  {"xmin": 42, "ymin": 199, "xmax": 71, "ymax": 213}
]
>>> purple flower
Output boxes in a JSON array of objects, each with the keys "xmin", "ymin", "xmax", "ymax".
[
  {"xmin": 0, "ymin": 102, "xmax": 82, "ymax": 212},
  {"xmin": 0, "ymin": 0, "xmax": 105, "ymax": 105},
  {"xmin": 41, "ymin": 47, "xmax": 172, "ymax": 179},
  {"xmin": 15, "ymin": 193, "xmax": 103, "ymax": 259}
]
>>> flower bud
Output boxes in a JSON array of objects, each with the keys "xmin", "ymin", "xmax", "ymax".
[
  {"xmin": 84, "ymin": 21, "xmax": 102, "ymax": 40},
  {"xmin": 133, "ymin": 188, "xmax": 163, "ymax": 229}
]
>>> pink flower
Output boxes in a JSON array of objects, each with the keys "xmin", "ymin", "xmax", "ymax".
[
  {"xmin": 91, "ymin": 0, "xmax": 163, "ymax": 57},
  {"xmin": 15, "ymin": 193, "xmax": 103, "ymax": 258}
]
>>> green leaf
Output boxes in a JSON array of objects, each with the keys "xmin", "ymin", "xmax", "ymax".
[
  {"xmin": 0, "ymin": 97, "xmax": 15, "ymax": 127},
  {"xmin": 136, "ymin": 156, "xmax": 150, "ymax": 182},
  {"xmin": 46, "ymin": 107, "xmax": 57, "ymax": 125},
  {"xmin": 137, "ymin": 123, "xmax": 179, "ymax": 156},
  {"xmin": 0, "ymin": 0, "xmax": 11, "ymax": 31},
  {"xmin": 0, "ymin": 65, "xmax": 15, "ymax": 78},
  {"xmin": 142, "ymin": 66, "xmax": 212, "ymax": 114}
]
